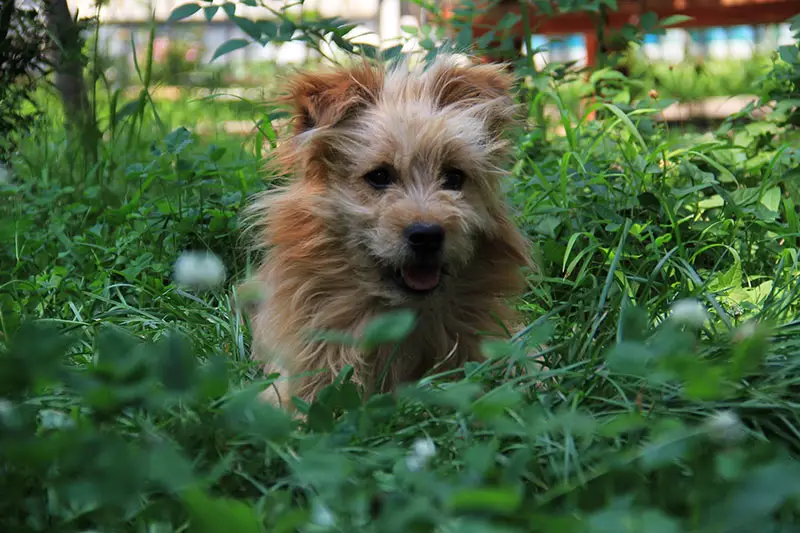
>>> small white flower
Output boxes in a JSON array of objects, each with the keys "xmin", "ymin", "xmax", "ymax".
[
  {"xmin": 406, "ymin": 437, "xmax": 436, "ymax": 471},
  {"xmin": 311, "ymin": 500, "xmax": 336, "ymax": 528},
  {"xmin": 669, "ymin": 298, "xmax": 708, "ymax": 328},
  {"xmin": 173, "ymin": 250, "xmax": 226, "ymax": 290},
  {"xmin": 0, "ymin": 398, "xmax": 18, "ymax": 427},
  {"xmin": 733, "ymin": 320, "xmax": 758, "ymax": 343},
  {"xmin": 38, "ymin": 409, "xmax": 75, "ymax": 430},
  {"xmin": 0, "ymin": 398, "xmax": 13, "ymax": 418},
  {"xmin": 704, "ymin": 409, "xmax": 747, "ymax": 444},
  {"xmin": 0, "ymin": 163, "xmax": 10, "ymax": 185}
]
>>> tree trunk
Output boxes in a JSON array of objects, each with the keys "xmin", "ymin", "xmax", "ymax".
[{"xmin": 43, "ymin": 0, "xmax": 99, "ymax": 154}]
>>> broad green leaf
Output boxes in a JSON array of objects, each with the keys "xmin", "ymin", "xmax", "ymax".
[
  {"xmin": 480, "ymin": 339, "xmax": 516, "ymax": 360},
  {"xmin": 639, "ymin": 423, "xmax": 692, "ymax": 471},
  {"xmin": 705, "ymin": 458, "xmax": 800, "ymax": 528},
  {"xmin": 471, "ymin": 384, "xmax": 523, "ymax": 419},
  {"xmin": 605, "ymin": 341, "xmax": 656, "ymax": 377},
  {"xmin": 778, "ymin": 45, "xmax": 798, "ymax": 65},
  {"xmin": 658, "ymin": 14, "xmax": 693, "ymax": 27},
  {"xmin": 760, "ymin": 186, "xmax": 781, "ymax": 213},
  {"xmin": 602, "ymin": 103, "xmax": 647, "ymax": 150},
  {"xmin": 639, "ymin": 11, "xmax": 658, "ymax": 31},
  {"xmin": 167, "ymin": 3, "xmax": 200, "ymax": 22},
  {"xmin": 589, "ymin": 506, "xmax": 680, "ymax": 533},
  {"xmin": 203, "ymin": 5, "xmax": 219, "ymax": 21},
  {"xmin": 359, "ymin": 309, "xmax": 417, "ymax": 350},
  {"xmin": 182, "ymin": 489, "xmax": 261, "ymax": 533},
  {"xmin": 211, "ymin": 39, "xmax": 250, "ymax": 62},
  {"xmin": 448, "ymin": 486, "xmax": 522, "ymax": 514}
]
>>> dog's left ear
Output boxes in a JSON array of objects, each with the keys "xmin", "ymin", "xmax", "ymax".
[
  {"xmin": 429, "ymin": 59, "xmax": 518, "ymax": 137},
  {"xmin": 281, "ymin": 61, "xmax": 384, "ymax": 136}
]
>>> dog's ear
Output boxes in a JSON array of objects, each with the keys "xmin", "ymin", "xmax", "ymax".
[
  {"xmin": 432, "ymin": 61, "xmax": 514, "ymax": 106},
  {"xmin": 281, "ymin": 61, "xmax": 384, "ymax": 136},
  {"xmin": 429, "ymin": 59, "xmax": 518, "ymax": 137}
]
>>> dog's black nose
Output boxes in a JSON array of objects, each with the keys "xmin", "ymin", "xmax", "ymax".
[{"xmin": 404, "ymin": 223, "xmax": 444, "ymax": 253}]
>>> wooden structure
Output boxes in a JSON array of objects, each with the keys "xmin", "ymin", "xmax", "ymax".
[{"xmin": 439, "ymin": 0, "xmax": 799, "ymax": 65}]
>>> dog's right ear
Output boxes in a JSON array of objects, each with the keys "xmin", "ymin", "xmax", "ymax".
[{"xmin": 281, "ymin": 62, "xmax": 384, "ymax": 136}]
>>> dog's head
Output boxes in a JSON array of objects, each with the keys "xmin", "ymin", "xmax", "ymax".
[{"xmin": 276, "ymin": 55, "xmax": 526, "ymax": 299}]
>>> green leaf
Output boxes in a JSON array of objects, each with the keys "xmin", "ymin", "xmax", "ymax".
[
  {"xmin": 639, "ymin": 423, "xmax": 692, "ymax": 471},
  {"xmin": 203, "ymin": 5, "xmax": 219, "ymax": 21},
  {"xmin": 601, "ymin": 103, "xmax": 647, "ymax": 150},
  {"xmin": 232, "ymin": 15, "xmax": 262, "ymax": 41},
  {"xmin": 480, "ymin": 339, "xmax": 516, "ymax": 360},
  {"xmin": 597, "ymin": 413, "xmax": 647, "ymax": 438},
  {"xmin": 617, "ymin": 303, "xmax": 650, "ymax": 343},
  {"xmin": 706, "ymin": 457, "xmax": 800, "ymax": 528},
  {"xmin": 221, "ymin": 383, "xmax": 294, "ymax": 443},
  {"xmin": 639, "ymin": 11, "xmax": 658, "ymax": 32},
  {"xmin": 682, "ymin": 364, "xmax": 728, "ymax": 401},
  {"xmin": 605, "ymin": 341, "xmax": 656, "ymax": 377},
  {"xmin": 148, "ymin": 443, "xmax": 196, "ymax": 492},
  {"xmin": 211, "ymin": 39, "xmax": 250, "ymax": 62},
  {"xmin": 182, "ymin": 489, "xmax": 262, "ymax": 533},
  {"xmin": 495, "ymin": 12, "xmax": 521, "ymax": 31},
  {"xmin": 221, "ymin": 1, "xmax": 236, "ymax": 17},
  {"xmin": 658, "ymin": 14, "xmax": 693, "ymax": 27},
  {"xmin": 778, "ymin": 45, "xmax": 798, "ymax": 65},
  {"xmin": 359, "ymin": 309, "xmax": 417, "ymax": 350},
  {"xmin": 154, "ymin": 332, "xmax": 197, "ymax": 393},
  {"xmin": 760, "ymin": 186, "xmax": 781, "ymax": 213},
  {"xmin": 94, "ymin": 324, "xmax": 144, "ymax": 378},
  {"xmin": 259, "ymin": 20, "xmax": 278, "ymax": 40},
  {"xmin": 399, "ymin": 381, "xmax": 483, "ymax": 411},
  {"xmin": 471, "ymin": 384, "xmax": 523, "ymax": 419},
  {"xmin": 589, "ymin": 67, "xmax": 628, "ymax": 85},
  {"xmin": 448, "ymin": 486, "xmax": 522, "ymax": 514},
  {"xmin": 306, "ymin": 328, "xmax": 358, "ymax": 346},
  {"xmin": 167, "ymin": 3, "xmax": 200, "ymax": 22},
  {"xmin": 589, "ymin": 506, "xmax": 681, "ymax": 533}
]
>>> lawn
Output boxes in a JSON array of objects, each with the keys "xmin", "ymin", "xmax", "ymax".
[{"xmin": 2, "ymin": 22, "xmax": 800, "ymax": 533}]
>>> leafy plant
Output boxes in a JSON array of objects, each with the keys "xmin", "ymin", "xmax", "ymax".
[
  {"xmin": 0, "ymin": 0, "xmax": 51, "ymax": 160},
  {"xmin": 2, "ymin": 1, "xmax": 800, "ymax": 531}
]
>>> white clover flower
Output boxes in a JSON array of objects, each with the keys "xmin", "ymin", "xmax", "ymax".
[
  {"xmin": 669, "ymin": 298, "xmax": 708, "ymax": 328},
  {"xmin": 0, "ymin": 398, "xmax": 13, "ymax": 418},
  {"xmin": 406, "ymin": 437, "xmax": 436, "ymax": 472},
  {"xmin": 173, "ymin": 250, "xmax": 226, "ymax": 290},
  {"xmin": 0, "ymin": 163, "xmax": 10, "ymax": 185},
  {"xmin": 310, "ymin": 500, "xmax": 336, "ymax": 528},
  {"xmin": 704, "ymin": 409, "xmax": 747, "ymax": 444},
  {"xmin": 0, "ymin": 398, "xmax": 17, "ymax": 428},
  {"xmin": 732, "ymin": 320, "xmax": 758, "ymax": 343},
  {"xmin": 38, "ymin": 409, "xmax": 75, "ymax": 430}
]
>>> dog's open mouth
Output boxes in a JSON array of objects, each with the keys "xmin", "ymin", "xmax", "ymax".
[
  {"xmin": 386, "ymin": 261, "xmax": 444, "ymax": 294},
  {"xmin": 400, "ymin": 262, "xmax": 442, "ymax": 292}
]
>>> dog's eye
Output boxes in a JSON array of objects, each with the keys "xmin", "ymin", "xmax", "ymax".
[
  {"xmin": 441, "ymin": 167, "xmax": 465, "ymax": 191},
  {"xmin": 364, "ymin": 166, "xmax": 394, "ymax": 190}
]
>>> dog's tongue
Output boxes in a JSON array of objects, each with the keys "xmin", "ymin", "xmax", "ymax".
[{"xmin": 401, "ymin": 264, "xmax": 441, "ymax": 291}]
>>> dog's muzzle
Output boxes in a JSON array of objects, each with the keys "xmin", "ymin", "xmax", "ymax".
[{"xmin": 397, "ymin": 222, "xmax": 445, "ymax": 293}]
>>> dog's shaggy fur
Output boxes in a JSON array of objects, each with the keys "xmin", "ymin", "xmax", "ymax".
[{"xmin": 243, "ymin": 54, "xmax": 532, "ymax": 410}]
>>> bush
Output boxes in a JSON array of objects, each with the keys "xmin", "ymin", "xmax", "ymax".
[{"xmin": 0, "ymin": 0, "xmax": 51, "ymax": 160}]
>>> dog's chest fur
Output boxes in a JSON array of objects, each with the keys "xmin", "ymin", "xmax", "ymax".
[{"xmin": 367, "ymin": 299, "xmax": 484, "ymax": 393}]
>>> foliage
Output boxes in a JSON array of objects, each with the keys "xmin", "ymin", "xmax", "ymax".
[
  {"xmin": 2, "ymin": 1, "xmax": 800, "ymax": 532},
  {"xmin": 745, "ymin": 14, "xmax": 800, "ymax": 128},
  {"xmin": 0, "ymin": 0, "xmax": 51, "ymax": 161},
  {"xmin": 628, "ymin": 53, "xmax": 774, "ymax": 101}
]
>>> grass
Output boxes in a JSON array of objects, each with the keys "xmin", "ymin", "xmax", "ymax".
[{"xmin": 2, "ymin": 38, "xmax": 800, "ymax": 532}]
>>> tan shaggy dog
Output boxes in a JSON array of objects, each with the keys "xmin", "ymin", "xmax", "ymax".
[{"xmin": 243, "ymin": 54, "xmax": 532, "ymax": 411}]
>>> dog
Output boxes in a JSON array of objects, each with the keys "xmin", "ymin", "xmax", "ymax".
[{"xmin": 242, "ymin": 53, "xmax": 532, "ymax": 411}]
